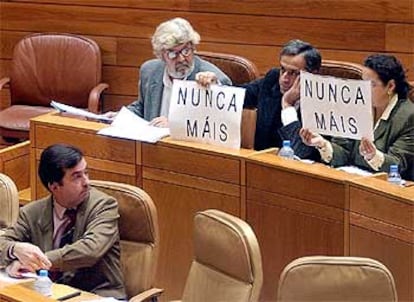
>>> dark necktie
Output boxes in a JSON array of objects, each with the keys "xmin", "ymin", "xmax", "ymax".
[
  {"xmin": 59, "ymin": 208, "xmax": 77, "ymax": 248},
  {"xmin": 50, "ymin": 209, "xmax": 77, "ymax": 282}
]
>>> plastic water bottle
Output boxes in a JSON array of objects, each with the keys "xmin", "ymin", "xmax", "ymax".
[
  {"xmin": 278, "ymin": 140, "xmax": 295, "ymax": 159},
  {"xmin": 33, "ymin": 269, "xmax": 53, "ymax": 296},
  {"xmin": 387, "ymin": 164, "xmax": 402, "ymax": 186}
]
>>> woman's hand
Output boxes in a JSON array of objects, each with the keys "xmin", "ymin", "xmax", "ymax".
[
  {"xmin": 359, "ymin": 137, "xmax": 377, "ymax": 161},
  {"xmin": 299, "ymin": 128, "xmax": 326, "ymax": 148}
]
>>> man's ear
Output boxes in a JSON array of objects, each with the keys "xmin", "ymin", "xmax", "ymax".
[{"xmin": 48, "ymin": 182, "xmax": 59, "ymax": 193}]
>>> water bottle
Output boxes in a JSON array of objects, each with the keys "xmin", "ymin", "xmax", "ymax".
[
  {"xmin": 33, "ymin": 269, "xmax": 53, "ymax": 296},
  {"xmin": 387, "ymin": 164, "xmax": 402, "ymax": 186},
  {"xmin": 278, "ymin": 140, "xmax": 295, "ymax": 159}
]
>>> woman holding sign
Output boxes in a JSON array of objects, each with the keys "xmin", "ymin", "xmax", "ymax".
[{"xmin": 300, "ymin": 54, "xmax": 414, "ymax": 180}]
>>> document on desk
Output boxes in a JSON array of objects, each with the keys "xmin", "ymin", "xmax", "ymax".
[
  {"xmin": 97, "ymin": 107, "xmax": 170, "ymax": 143},
  {"xmin": 50, "ymin": 100, "xmax": 112, "ymax": 123},
  {"xmin": 336, "ymin": 165, "xmax": 373, "ymax": 176}
]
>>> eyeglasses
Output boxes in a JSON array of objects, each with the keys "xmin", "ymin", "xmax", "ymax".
[
  {"xmin": 280, "ymin": 66, "xmax": 301, "ymax": 77},
  {"xmin": 165, "ymin": 45, "xmax": 193, "ymax": 60}
]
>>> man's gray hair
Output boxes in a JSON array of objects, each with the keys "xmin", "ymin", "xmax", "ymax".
[
  {"xmin": 280, "ymin": 39, "xmax": 322, "ymax": 72},
  {"xmin": 152, "ymin": 17, "xmax": 201, "ymax": 59}
]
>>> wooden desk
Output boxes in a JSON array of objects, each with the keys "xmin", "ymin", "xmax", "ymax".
[
  {"xmin": 348, "ymin": 177, "xmax": 413, "ymax": 302},
  {"xmin": 0, "ymin": 141, "xmax": 30, "ymax": 192},
  {"xmin": 28, "ymin": 113, "xmax": 413, "ymax": 301},
  {"xmin": 0, "ymin": 277, "xmax": 98, "ymax": 302},
  {"xmin": 245, "ymin": 152, "xmax": 354, "ymax": 301}
]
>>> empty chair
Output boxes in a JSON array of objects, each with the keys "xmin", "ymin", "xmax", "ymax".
[
  {"xmin": 0, "ymin": 173, "xmax": 19, "ymax": 235},
  {"xmin": 0, "ymin": 33, "xmax": 108, "ymax": 140},
  {"xmin": 277, "ymin": 256, "xmax": 398, "ymax": 302},
  {"xmin": 196, "ymin": 51, "xmax": 259, "ymax": 149},
  {"xmin": 320, "ymin": 59, "xmax": 364, "ymax": 79},
  {"xmin": 90, "ymin": 180, "xmax": 162, "ymax": 302},
  {"xmin": 178, "ymin": 209, "xmax": 263, "ymax": 302},
  {"xmin": 196, "ymin": 51, "xmax": 260, "ymax": 85}
]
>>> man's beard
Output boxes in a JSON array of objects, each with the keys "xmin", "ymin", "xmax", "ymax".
[{"xmin": 168, "ymin": 61, "xmax": 195, "ymax": 79}]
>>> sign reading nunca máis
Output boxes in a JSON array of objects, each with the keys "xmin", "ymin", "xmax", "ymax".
[
  {"xmin": 168, "ymin": 80, "xmax": 245, "ymax": 149},
  {"xmin": 300, "ymin": 71, "xmax": 373, "ymax": 140}
]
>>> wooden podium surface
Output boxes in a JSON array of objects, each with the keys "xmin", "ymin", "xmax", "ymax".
[{"xmin": 28, "ymin": 113, "xmax": 413, "ymax": 301}]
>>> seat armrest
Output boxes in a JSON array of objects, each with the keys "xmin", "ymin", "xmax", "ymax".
[
  {"xmin": 0, "ymin": 77, "xmax": 10, "ymax": 90},
  {"xmin": 129, "ymin": 288, "xmax": 164, "ymax": 302},
  {"xmin": 88, "ymin": 82, "xmax": 109, "ymax": 113}
]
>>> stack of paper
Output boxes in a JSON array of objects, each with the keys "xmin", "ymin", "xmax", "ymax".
[{"xmin": 97, "ymin": 107, "xmax": 170, "ymax": 143}]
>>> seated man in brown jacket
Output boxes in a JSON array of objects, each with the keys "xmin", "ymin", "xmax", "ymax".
[{"xmin": 0, "ymin": 144, "xmax": 126, "ymax": 299}]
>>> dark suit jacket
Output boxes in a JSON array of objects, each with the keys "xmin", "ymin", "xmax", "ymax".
[
  {"xmin": 331, "ymin": 98, "xmax": 414, "ymax": 180},
  {"xmin": 0, "ymin": 188, "xmax": 126, "ymax": 299},
  {"xmin": 242, "ymin": 68, "xmax": 319, "ymax": 160}
]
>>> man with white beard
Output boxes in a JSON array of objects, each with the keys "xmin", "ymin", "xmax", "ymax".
[{"xmin": 105, "ymin": 17, "xmax": 231, "ymax": 128}]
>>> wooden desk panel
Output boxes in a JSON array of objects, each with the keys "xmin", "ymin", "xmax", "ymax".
[
  {"xmin": 27, "ymin": 114, "xmax": 413, "ymax": 301},
  {"xmin": 0, "ymin": 141, "xmax": 30, "ymax": 191},
  {"xmin": 142, "ymin": 140, "xmax": 253, "ymax": 300},
  {"xmin": 246, "ymin": 153, "xmax": 350, "ymax": 301},
  {"xmin": 144, "ymin": 179, "xmax": 240, "ymax": 300},
  {"xmin": 348, "ymin": 177, "xmax": 413, "ymax": 302}
]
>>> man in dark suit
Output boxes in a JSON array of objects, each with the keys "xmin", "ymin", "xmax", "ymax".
[
  {"xmin": 0, "ymin": 144, "xmax": 126, "ymax": 299},
  {"xmin": 196, "ymin": 39, "xmax": 322, "ymax": 158}
]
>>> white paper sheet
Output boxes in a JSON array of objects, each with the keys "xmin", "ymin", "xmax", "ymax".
[{"xmin": 97, "ymin": 107, "xmax": 170, "ymax": 143}]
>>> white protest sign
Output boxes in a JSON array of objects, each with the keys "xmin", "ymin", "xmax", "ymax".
[
  {"xmin": 300, "ymin": 71, "xmax": 373, "ymax": 140},
  {"xmin": 168, "ymin": 80, "xmax": 245, "ymax": 149}
]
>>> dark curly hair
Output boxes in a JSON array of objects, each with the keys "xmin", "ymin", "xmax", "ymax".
[{"xmin": 364, "ymin": 54, "xmax": 409, "ymax": 99}]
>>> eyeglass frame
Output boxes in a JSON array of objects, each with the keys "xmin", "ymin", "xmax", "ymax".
[{"xmin": 164, "ymin": 43, "xmax": 194, "ymax": 60}]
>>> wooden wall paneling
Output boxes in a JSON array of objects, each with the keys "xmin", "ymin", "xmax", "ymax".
[
  {"xmin": 102, "ymin": 65, "xmax": 138, "ymax": 96},
  {"xmin": 103, "ymin": 94, "xmax": 136, "ymax": 112},
  {"xmin": 190, "ymin": 0, "xmax": 414, "ymax": 23},
  {"xmin": 1, "ymin": 3, "xmax": 387, "ymax": 52},
  {"xmin": 116, "ymin": 37, "xmax": 154, "ymax": 66},
  {"xmin": 6, "ymin": 0, "xmax": 190, "ymax": 10},
  {"xmin": 2, "ymin": 32, "xmax": 413, "ymax": 82},
  {"xmin": 386, "ymin": 24, "xmax": 414, "ymax": 53}
]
